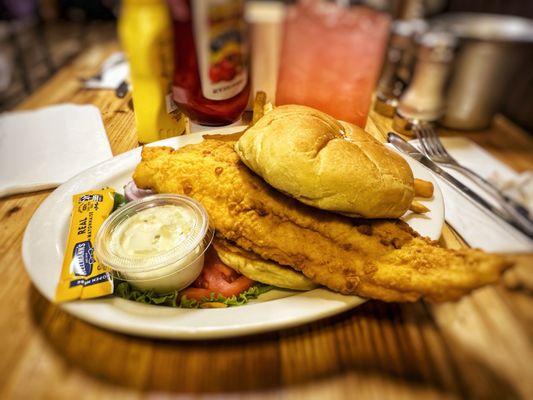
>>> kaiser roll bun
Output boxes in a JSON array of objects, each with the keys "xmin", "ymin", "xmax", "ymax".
[
  {"xmin": 234, "ymin": 105, "xmax": 414, "ymax": 218},
  {"xmin": 213, "ymin": 239, "xmax": 317, "ymax": 291}
]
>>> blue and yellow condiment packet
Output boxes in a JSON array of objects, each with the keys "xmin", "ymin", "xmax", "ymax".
[{"xmin": 55, "ymin": 189, "xmax": 115, "ymax": 302}]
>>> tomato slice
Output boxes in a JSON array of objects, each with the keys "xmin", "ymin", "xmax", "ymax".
[
  {"xmin": 210, "ymin": 256, "xmax": 235, "ymax": 280},
  {"xmin": 181, "ymin": 247, "xmax": 254, "ymax": 301}
]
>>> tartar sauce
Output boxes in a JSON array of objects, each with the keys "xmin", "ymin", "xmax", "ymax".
[
  {"xmin": 95, "ymin": 194, "xmax": 213, "ymax": 293},
  {"xmin": 110, "ymin": 205, "xmax": 194, "ymax": 257}
]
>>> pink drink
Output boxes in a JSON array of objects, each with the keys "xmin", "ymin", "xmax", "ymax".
[{"xmin": 276, "ymin": 1, "xmax": 390, "ymax": 127}]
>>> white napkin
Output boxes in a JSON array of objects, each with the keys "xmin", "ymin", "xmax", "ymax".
[
  {"xmin": 411, "ymin": 137, "xmax": 533, "ymax": 253},
  {"xmin": 83, "ymin": 52, "xmax": 129, "ymax": 90},
  {"xmin": 488, "ymin": 170, "xmax": 533, "ymax": 213},
  {"xmin": 0, "ymin": 104, "xmax": 112, "ymax": 198}
]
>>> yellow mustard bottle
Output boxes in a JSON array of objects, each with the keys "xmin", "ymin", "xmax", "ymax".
[{"xmin": 118, "ymin": 0, "xmax": 187, "ymax": 143}]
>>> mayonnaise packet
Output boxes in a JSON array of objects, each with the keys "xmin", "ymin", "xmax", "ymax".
[{"xmin": 55, "ymin": 189, "xmax": 115, "ymax": 302}]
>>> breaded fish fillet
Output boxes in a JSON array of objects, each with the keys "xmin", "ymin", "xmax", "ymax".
[{"xmin": 133, "ymin": 140, "xmax": 510, "ymax": 302}]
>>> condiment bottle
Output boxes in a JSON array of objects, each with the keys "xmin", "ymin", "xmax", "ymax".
[
  {"xmin": 119, "ymin": 0, "xmax": 187, "ymax": 144},
  {"xmin": 393, "ymin": 31, "xmax": 456, "ymax": 135},
  {"xmin": 167, "ymin": 0, "xmax": 250, "ymax": 126},
  {"xmin": 397, "ymin": 0, "xmax": 424, "ymax": 20},
  {"xmin": 374, "ymin": 19, "xmax": 427, "ymax": 117}
]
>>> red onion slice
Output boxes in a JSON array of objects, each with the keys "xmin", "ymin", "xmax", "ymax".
[{"xmin": 124, "ymin": 180, "xmax": 154, "ymax": 202}]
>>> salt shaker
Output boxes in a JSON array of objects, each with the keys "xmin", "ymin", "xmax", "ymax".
[
  {"xmin": 393, "ymin": 31, "xmax": 457, "ymax": 136},
  {"xmin": 374, "ymin": 19, "xmax": 428, "ymax": 117}
]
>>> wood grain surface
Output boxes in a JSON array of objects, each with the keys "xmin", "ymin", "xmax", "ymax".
[{"xmin": 1, "ymin": 32, "xmax": 533, "ymax": 400}]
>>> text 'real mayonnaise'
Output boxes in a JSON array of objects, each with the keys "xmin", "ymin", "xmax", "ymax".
[
  {"xmin": 95, "ymin": 194, "xmax": 213, "ymax": 293},
  {"xmin": 55, "ymin": 189, "xmax": 115, "ymax": 302}
]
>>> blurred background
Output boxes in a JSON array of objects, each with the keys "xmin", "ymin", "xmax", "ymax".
[{"xmin": 0, "ymin": 0, "xmax": 532, "ymax": 129}]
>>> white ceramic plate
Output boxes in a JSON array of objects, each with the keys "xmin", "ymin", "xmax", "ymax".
[{"xmin": 22, "ymin": 127, "xmax": 444, "ymax": 340}]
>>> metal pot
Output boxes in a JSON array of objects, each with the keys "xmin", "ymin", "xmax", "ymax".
[{"xmin": 431, "ymin": 13, "xmax": 533, "ymax": 130}]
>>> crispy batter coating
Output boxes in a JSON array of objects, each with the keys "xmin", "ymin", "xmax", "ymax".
[{"xmin": 133, "ymin": 140, "xmax": 510, "ymax": 302}]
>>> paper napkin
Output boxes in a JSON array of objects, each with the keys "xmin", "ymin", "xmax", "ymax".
[
  {"xmin": 0, "ymin": 104, "xmax": 112, "ymax": 198},
  {"xmin": 411, "ymin": 137, "xmax": 533, "ymax": 253}
]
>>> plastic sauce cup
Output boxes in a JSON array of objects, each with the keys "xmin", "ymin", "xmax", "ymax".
[{"xmin": 95, "ymin": 194, "xmax": 213, "ymax": 293}]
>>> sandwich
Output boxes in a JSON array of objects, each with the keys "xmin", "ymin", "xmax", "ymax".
[{"xmin": 133, "ymin": 133, "xmax": 509, "ymax": 302}]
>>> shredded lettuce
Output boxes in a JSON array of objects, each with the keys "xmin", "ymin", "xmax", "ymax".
[
  {"xmin": 112, "ymin": 192, "xmax": 127, "ymax": 211},
  {"xmin": 114, "ymin": 281, "xmax": 273, "ymax": 308}
]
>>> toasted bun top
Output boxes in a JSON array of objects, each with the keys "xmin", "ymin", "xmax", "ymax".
[{"xmin": 235, "ymin": 105, "xmax": 414, "ymax": 218}]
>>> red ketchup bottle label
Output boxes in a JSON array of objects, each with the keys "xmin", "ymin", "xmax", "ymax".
[
  {"xmin": 192, "ymin": 0, "xmax": 248, "ymax": 101},
  {"xmin": 169, "ymin": 0, "xmax": 250, "ymax": 125}
]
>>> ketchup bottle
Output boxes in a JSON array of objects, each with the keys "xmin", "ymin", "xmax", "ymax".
[{"xmin": 167, "ymin": 0, "xmax": 250, "ymax": 126}]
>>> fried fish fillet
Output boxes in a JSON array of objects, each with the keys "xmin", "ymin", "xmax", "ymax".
[{"xmin": 133, "ymin": 140, "xmax": 510, "ymax": 302}]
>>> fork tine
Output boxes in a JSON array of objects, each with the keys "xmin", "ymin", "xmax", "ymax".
[
  {"xmin": 415, "ymin": 126, "xmax": 432, "ymax": 156},
  {"xmin": 419, "ymin": 126, "xmax": 437, "ymax": 157},
  {"xmin": 414, "ymin": 124, "xmax": 457, "ymax": 164},
  {"xmin": 428, "ymin": 126, "xmax": 451, "ymax": 158},
  {"xmin": 425, "ymin": 126, "xmax": 441, "ymax": 156},
  {"xmin": 429, "ymin": 127, "xmax": 447, "ymax": 158},
  {"xmin": 434, "ymin": 132, "xmax": 449, "ymax": 156}
]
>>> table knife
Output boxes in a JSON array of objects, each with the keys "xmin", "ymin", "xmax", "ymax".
[{"xmin": 387, "ymin": 132, "xmax": 533, "ymax": 239}]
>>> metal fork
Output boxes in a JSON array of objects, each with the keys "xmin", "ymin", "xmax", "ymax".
[{"xmin": 415, "ymin": 125, "xmax": 533, "ymax": 232}]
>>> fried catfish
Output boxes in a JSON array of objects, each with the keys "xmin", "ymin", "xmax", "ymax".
[{"xmin": 133, "ymin": 140, "xmax": 510, "ymax": 302}]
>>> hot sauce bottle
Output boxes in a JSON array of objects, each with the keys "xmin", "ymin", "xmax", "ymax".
[{"xmin": 167, "ymin": 0, "xmax": 250, "ymax": 126}]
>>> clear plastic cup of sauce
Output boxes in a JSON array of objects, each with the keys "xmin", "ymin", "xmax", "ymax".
[{"xmin": 95, "ymin": 194, "xmax": 213, "ymax": 293}]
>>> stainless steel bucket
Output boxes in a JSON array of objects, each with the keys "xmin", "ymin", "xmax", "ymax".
[{"xmin": 431, "ymin": 13, "xmax": 533, "ymax": 130}]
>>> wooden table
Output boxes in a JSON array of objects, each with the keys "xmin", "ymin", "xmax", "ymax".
[{"xmin": 1, "ymin": 36, "xmax": 533, "ymax": 399}]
